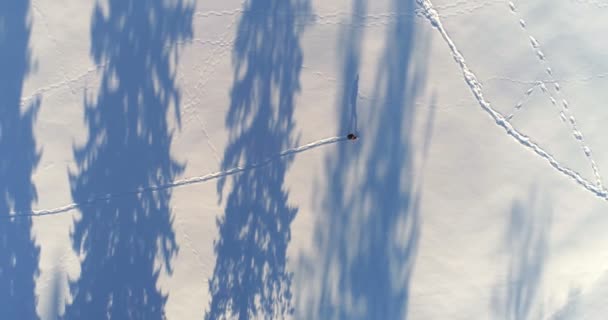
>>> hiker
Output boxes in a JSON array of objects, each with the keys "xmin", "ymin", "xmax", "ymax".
[{"xmin": 347, "ymin": 133, "xmax": 357, "ymax": 140}]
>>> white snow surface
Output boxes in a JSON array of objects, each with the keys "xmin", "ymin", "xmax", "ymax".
[{"xmin": 3, "ymin": 0, "xmax": 608, "ymax": 319}]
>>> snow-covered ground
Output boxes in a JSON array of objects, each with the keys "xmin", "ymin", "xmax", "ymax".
[{"xmin": 3, "ymin": 0, "xmax": 608, "ymax": 319}]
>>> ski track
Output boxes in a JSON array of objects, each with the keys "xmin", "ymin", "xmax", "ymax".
[
  {"xmin": 4, "ymin": 136, "xmax": 347, "ymax": 218},
  {"xmin": 416, "ymin": 0, "xmax": 608, "ymax": 200},
  {"xmin": 508, "ymin": 1, "xmax": 605, "ymax": 190}
]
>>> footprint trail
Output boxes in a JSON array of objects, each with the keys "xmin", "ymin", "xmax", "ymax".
[{"xmin": 416, "ymin": 0, "xmax": 608, "ymax": 200}]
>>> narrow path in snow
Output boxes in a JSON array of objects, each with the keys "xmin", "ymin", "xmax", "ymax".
[{"xmin": 4, "ymin": 135, "xmax": 347, "ymax": 218}]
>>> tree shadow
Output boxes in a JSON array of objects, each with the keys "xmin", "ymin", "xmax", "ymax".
[
  {"xmin": 63, "ymin": 0, "xmax": 193, "ymax": 319},
  {"xmin": 205, "ymin": 0, "xmax": 312, "ymax": 319},
  {"xmin": 550, "ymin": 273, "xmax": 608, "ymax": 320},
  {"xmin": 492, "ymin": 188, "xmax": 552, "ymax": 320},
  {"xmin": 297, "ymin": 0, "xmax": 430, "ymax": 318},
  {"xmin": 0, "ymin": 1, "xmax": 41, "ymax": 319}
]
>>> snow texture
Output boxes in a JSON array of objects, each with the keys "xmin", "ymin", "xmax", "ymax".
[{"xmin": 3, "ymin": 0, "xmax": 608, "ymax": 319}]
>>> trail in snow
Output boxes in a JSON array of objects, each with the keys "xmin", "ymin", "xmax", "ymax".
[
  {"xmin": 4, "ymin": 136, "xmax": 347, "ymax": 218},
  {"xmin": 416, "ymin": 0, "xmax": 608, "ymax": 200}
]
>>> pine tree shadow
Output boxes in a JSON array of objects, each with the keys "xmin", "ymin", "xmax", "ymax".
[
  {"xmin": 492, "ymin": 188, "xmax": 551, "ymax": 320},
  {"xmin": 205, "ymin": 0, "xmax": 312, "ymax": 318},
  {"xmin": 63, "ymin": 0, "xmax": 193, "ymax": 319},
  {"xmin": 550, "ymin": 273, "xmax": 608, "ymax": 320},
  {"xmin": 0, "ymin": 1, "xmax": 41, "ymax": 319},
  {"xmin": 297, "ymin": 0, "xmax": 431, "ymax": 318}
]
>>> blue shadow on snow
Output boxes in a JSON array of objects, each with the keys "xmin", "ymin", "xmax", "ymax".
[
  {"xmin": 63, "ymin": 0, "xmax": 193, "ymax": 319},
  {"xmin": 297, "ymin": 0, "xmax": 432, "ymax": 318},
  {"xmin": 206, "ymin": 0, "xmax": 312, "ymax": 319},
  {"xmin": 492, "ymin": 188, "xmax": 551, "ymax": 320},
  {"xmin": 0, "ymin": 1, "xmax": 41, "ymax": 319}
]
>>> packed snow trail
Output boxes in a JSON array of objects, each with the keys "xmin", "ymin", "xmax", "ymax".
[
  {"xmin": 416, "ymin": 0, "xmax": 608, "ymax": 199},
  {"xmin": 5, "ymin": 136, "xmax": 347, "ymax": 218}
]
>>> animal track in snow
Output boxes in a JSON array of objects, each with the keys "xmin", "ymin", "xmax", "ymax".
[
  {"xmin": 508, "ymin": 0, "xmax": 605, "ymax": 190},
  {"xmin": 416, "ymin": 0, "xmax": 608, "ymax": 200},
  {"xmin": 505, "ymin": 82, "xmax": 539, "ymax": 121}
]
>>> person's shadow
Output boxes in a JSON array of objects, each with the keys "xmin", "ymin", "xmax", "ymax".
[
  {"xmin": 297, "ymin": 0, "xmax": 432, "ymax": 318},
  {"xmin": 63, "ymin": 0, "xmax": 193, "ymax": 319},
  {"xmin": 0, "ymin": 1, "xmax": 41, "ymax": 319},
  {"xmin": 206, "ymin": 0, "xmax": 312, "ymax": 319},
  {"xmin": 492, "ymin": 189, "xmax": 551, "ymax": 320},
  {"xmin": 349, "ymin": 74, "xmax": 359, "ymax": 135}
]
